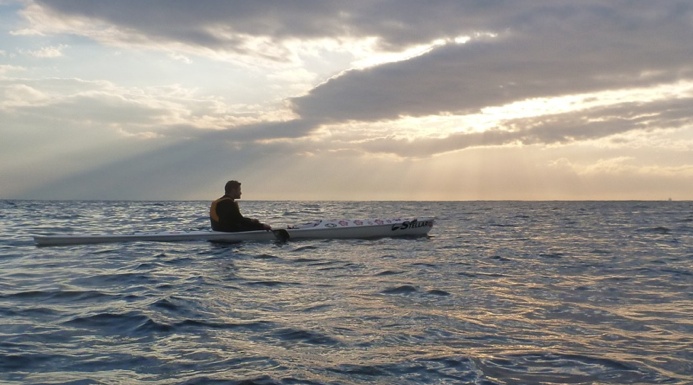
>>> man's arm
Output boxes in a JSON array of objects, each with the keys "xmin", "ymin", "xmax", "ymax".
[{"xmin": 230, "ymin": 201, "xmax": 271, "ymax": 230}]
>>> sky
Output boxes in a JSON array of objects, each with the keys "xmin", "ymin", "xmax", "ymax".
[{"xmin": 1, "ymin": 0, "xmax": 692, "ymax": 201}]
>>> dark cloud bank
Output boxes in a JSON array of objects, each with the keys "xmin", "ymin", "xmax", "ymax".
[{"xmin": 18, "ymin": 0, "xmax": 693, "ymax": 198}]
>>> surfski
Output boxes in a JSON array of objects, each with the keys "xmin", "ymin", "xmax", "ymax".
[{"xmin": 34, "ymin": 217, "xmax": 435, "ymax": 246}]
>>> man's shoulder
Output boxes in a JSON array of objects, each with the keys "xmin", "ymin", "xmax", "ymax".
[{"xmin": 215, "ymin": 196, "xmax": 237, "ymax": 208}]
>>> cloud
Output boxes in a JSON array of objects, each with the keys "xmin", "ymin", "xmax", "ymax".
[
  {"xmin": 20, "ymin": 1, "xmax": 693, "ymax": 67},
  {"xmin": 5, "ymin": 1, "xmax": 693, "ymax": 200},
  {"xmin": 351, "ymin": 92, "xmax": 693, "ymax": 157},
  {"xmin": 9, "ymin": 1, "xmax": 693, "ymax": 153},
  {"xmin": 0, "ymin": 77, "xmax": 288, "ymax": 136},
  {"xmin": 291, "ymin": 19, "xmax": 693, "ymax": 124},
  {"xmin": 0, "ymin": 64, "xmax": 24, "ymax": 75},
  {"xmin": 19, "ymin": 2, "xmax": 693, "ymax": 119},
  {"xmin": 22, "ymin": 1, "xmax": 502, "ymax": 55},
  {"xmin": 553, "ymin": 156, "xmax": 693, "ymax": 179},
  {"xmin": 23, "ymin": 44, "xmax": 67, "ymax": 58},
  {"xmin": 0, "ymin": 83, "xmax": 47, "ymax": 107}
]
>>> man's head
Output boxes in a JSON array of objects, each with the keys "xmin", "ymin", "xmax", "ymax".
[{"xmin": 224, "ymin": 180, "xmax": 242, "ymax": 199}]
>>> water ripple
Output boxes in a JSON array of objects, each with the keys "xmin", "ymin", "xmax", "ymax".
[{"xmin": 1, "ymin": 200, "xmax": 691, "ymax": 384}]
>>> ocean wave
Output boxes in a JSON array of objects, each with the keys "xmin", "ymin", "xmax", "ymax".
[{"xmin": 1, "ymin": 200, "xmax": 691, "ymax": 384}]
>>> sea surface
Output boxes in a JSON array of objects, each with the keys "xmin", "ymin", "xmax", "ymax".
[{"xmin": 1, "ymin": 200, "xmax": 691, "ymax": 385}]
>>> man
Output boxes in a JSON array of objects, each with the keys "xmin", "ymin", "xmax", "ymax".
[{"xmin": 210, "ymin": 180, "xmax": 271, "ymax": 232}]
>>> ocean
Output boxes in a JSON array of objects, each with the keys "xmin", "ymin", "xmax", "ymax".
[{"xmin": 1, "ymin": 200, "xmax": 691, "ymax": 384}]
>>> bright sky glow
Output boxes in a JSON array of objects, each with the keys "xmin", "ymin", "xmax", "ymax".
[{"xmin": 1, "ymin": 1, "xmax": 692, "ymax": 200}]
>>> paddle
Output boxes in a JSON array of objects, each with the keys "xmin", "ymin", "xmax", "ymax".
[{"xmin": 272, "ymin": 229, "xmax": 290, "ymax": 242}]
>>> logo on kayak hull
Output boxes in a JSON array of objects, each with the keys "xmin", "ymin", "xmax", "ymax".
[{"xmin": 391, "ymin": 219, "xmax": 433, "ymax": 231}]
